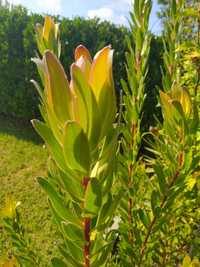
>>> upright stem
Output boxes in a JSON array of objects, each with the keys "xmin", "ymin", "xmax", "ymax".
[
  {"xmin": 84, "ymin": 217, "xmax": 91, "ymax": 267},
  {"xmin": 128, "ymin": 163, "xmax": 133, "ymax": 229},
  {"xmin": 194, "ymin": 17, "xmax": 200, "ymax": 97},
  {"xmin": 128, "ymin": 170, "xmax": 133, "ymax": 245},
  {"xmin": 82, "ymin": 177, "xmax": 91, "ymax": 267}
]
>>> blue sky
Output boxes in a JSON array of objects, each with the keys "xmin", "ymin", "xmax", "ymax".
[{"xmin": 6, "ymin": 0, "xmax": 162, "ymax": 34}]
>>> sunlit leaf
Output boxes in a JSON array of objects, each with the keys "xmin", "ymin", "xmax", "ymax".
[
  {"xmin": 63, "ymin": 121, "xmax": 90, "ymax": 173},
  {"xmin": 85, "ymin": 178, "xmax": 102, "ymax": 216},
  {"xmin": 38, "ymin": 177, "xmax": 81, "ymax": 225},
  {"xmin": 71, "ymin": 64, "xmax": 101, "ymax": 150},
  {"xmin": 45, "ymin": 51, "xmax": 72, "ymax": 124}
]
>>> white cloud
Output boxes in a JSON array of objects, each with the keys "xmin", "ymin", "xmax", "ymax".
[
  {"xmin": 5, "ymin": 0, "xmax": 21, "ymax": 4},
  {"xmin": 88, "ymin": 7, "xmax": 114, "ymax": 21},
  {"xmin": 35, "ymin": 0, "xmax": 61, "ymax": 14},
  {"xmin": 87, "ymin": 0, "xmax": 132, "ymax": 26},
  {"xmin": 87, "ymin": 7, "xmax": 127, "ymax": 26}
]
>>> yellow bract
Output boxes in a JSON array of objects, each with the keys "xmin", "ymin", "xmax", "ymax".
[
  {"xmin": 35, "ymin": 16, "xmax": 61, "ymax": 58},
  {"xmin": 160, "ymin": 87, "xmax": 192, "ymax": 124},
  {"xmin": 171, "ymin": 86, "xmax": 192, "ymax": 116},
  {"xmin": 75, "ymin": 45, "xmax": 92, "ymax": 62},
  {"xmin": 73, "ymin": 45, "xmax": 116, "ymax": 139},
  {"xmin": 43, "ymin": 16, "xmax": 55, "ymax": 41},
  {"xmin": 73, "ymin": 45, "xmax": 115, "ymax": 103},
  {"xmin": 44, "ymin": 51, "xmax": 72, "ymax": 124},
  {"xmin": 33, "ymin": 42, "xmax": 116, "ymax": 148},
  {"xmin": 89, "ymin": 46, "xmax": 114, "ymax": 102}
]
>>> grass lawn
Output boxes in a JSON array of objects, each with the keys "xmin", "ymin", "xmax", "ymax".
[{"xmin": 0, "ymin": 115, "xmax": 57, "ymax": 265}]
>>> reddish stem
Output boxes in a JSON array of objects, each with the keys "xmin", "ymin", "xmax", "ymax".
[
  {"xmin": 82, "ymin": 176, "xmax": 90, "ymax": 192},
  {"xmin": 82, "ymin": 177, "xmax": 91, "ymax": 267},
  {"xmin": 84, "ymin": 217, "xmax": 91, "ymax": 267}
]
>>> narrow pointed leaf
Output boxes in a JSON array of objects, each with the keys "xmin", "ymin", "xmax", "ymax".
[
  {"xmin": 62, "ymin": 222, "xmax": 84, "ymax": 242},
  {"xmin": 138, "ymin": 209, "xmax": 150, "ymax": 228},
  {"xmin": 63, "ymin": 121, "xmax": 90, "ymax": 173},
  {"xmin": 89, "ymin": 46, "xmax": 114, "ymax": 102},
  {"xmin": 31, "ymin": 119, "xmax": 66, "ymax": 171},
  {"xmin": 71, "ymin": 64, "xmax": 101, "ymax": 149},
  {"xmin": 85, "ymin": 178, "xmax": 102, "ymax": 216},
  {"xmin": 45, "ymin": 51, "xmax": 71, "ymax": 123},
  {"xmin": 37, "ymin": 177, "xmax": 80, "ymax": 225}
]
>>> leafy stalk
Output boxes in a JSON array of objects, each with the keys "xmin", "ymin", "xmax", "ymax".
[
  {"xmin": 31, "ymin": 16, "xmax": 119, "ymax": 267},
  {"xmin": 139, "ymin": 0, "xmax": 199, "ymax": 264},
  {"xmin": 118, "ymin": 0, "xmax": 152, "ymax": 265}
]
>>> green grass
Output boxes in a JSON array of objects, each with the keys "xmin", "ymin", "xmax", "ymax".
[{"xmin": 0, "ymin": 115, "xmax": 57, "ymax": 265}]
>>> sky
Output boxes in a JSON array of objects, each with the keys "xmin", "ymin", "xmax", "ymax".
[{"xmin": 5, "ymin": 0, "xmax": 162, "ymax": 35}]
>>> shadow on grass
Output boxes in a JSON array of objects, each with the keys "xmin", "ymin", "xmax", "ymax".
[{"xmin": 0, "ymin": 113, "xmax": 43, "ymax": 144}]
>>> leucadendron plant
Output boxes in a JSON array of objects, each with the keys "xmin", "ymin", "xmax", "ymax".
[
  {"xmin": 116, "ymin": 0, "xmax": 153, "ymax": 266},
  {"xmin": 116, "ymin": 0, "xmax": 199, "ymax": 266},
  {"xmin": 31, "ymin": 16, "xmax": 121, "ymax": 267},
  {"xmin": 148, "ymin": 0, "xmax": 200, "ymax": 265}
]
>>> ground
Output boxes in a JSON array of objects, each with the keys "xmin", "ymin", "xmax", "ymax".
[{"xmin": 0, "ymin": 114, "xmax": 57, "ymax": 265}]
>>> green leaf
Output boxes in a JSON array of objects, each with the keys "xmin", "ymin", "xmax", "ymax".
[
  {"xmin": 154, "ymin": 163, "xmax": 167, "ymax": 195},
  {"xmin": 59, "ymin": 246, "xmax": 83, "ymax": 267},
  {"xmin": 63, "ymin": 121, "xmax": 90, "ymax": 173},
  {"xmin": 109, "ymin": 189, "xmax": 124, "ymax": 215},
  {"xmin": 45, "ymin": 103, "xmax": 63, "ymax": 143},
  {"xmin": 133, "ymin": 227, "xmax": 142, "ymax": 246},
  {"xmin": 171, "ymin": 0, "xmax": 177, "ymax": 16},
  {"xmin": 164, "ymin": 186, "xmax": 183, "ymax": 211},
  {"xmin": 71, "ymin": 64, "xmax": 101, "ymax": 150},
  {"xmin": 45, "ymin": 51, "xmax": 71, "ymax": 123},
  {"xmin": 60, "ymin": 171, "xmax": 84, "ymax": 202},
  {"xmin": 96, "ymin": 194, "xmax": 112, "ymax": 226},
  {"xmin": 62, "ymin": 222, "xmax": 84, "ymax": 242},
  {"xmin": 66, "ymin": 239, "xmax": 83, "ymax": 263},
  {"xmin": 191, "ymin": 101, "xmax": 199, "ymax": 132},
  {"xmin": 98, "ymin": 82, "xmax": 116, "ymax": 139},
  {"xmin": 51, "ymin": 258, "xmax": 67, "ymax": 267},
  {"xmin": 151, "ymin": 190, "xmax": 160, "ymax": 217},
  {"xmin": 97, "ymin": 189, "xmax": 124, "ymax": 230},
  {"xmin": 31, "ymin": 120, "xmax": 66, "ymax": 171},
  {"xmin": 37, "ymin": 177, "xmax": 80, "ymax": 225},
  {"xmin": 138, "ymin": 209, "xmax": 150, "ymax": 228},
  {"xmin": 91, "ymin": 242, "xmax": 113, "ymax": 267},
  {"xmin": 85, "ymin": 178, "xmax": 102, "ymax": 216}
]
